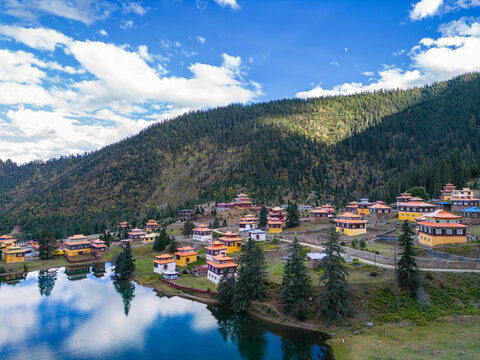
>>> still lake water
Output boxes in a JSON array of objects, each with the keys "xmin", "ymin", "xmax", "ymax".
[{"xmin": 0, "ymin": 263, "xmax": 332, "ymax": 360}]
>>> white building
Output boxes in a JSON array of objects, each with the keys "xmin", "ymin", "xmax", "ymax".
[
  {"xmin": 153, "ymin": 254, "xmax": 177, "ymax": 274},
  {"xmin": 245, "ymin": 229, "xmax": 266, "ymax": 241},
  {"xmin": 192, "ymin": 224, "xmax": 213, "ymax": 242},
  {"xmin": 207, "ymin": 254, "xmax": 238, "ymax": 284}
]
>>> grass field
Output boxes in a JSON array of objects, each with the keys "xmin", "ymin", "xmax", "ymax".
[
  {"xmin": 174, "ymin": 276, "xmax": 216, "ymax": 291},
  {"xmin": 467, "ymin": 225, "xmax": 480, "ymax": 238},
  {"xmin": 330, "ymin": 316, "xmax": 480, "ymax": 360}
]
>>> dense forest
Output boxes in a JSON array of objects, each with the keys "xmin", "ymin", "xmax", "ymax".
[{"xmin": 1, "ymin": 73, "xmax": 479, "ymax": 236}]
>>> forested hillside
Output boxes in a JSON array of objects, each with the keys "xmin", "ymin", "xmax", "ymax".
[{"xmin": 1, "ymin": 73, "xmax": 479, "ymax": 236}]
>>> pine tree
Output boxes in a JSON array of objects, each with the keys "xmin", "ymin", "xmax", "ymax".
[
  {"xmin": 182, "ymin": 220, "xmax": 195, "ymax": 236},
  {"xmin": 114, "ymin": 242, "xmax": 136, "ymax": 280},
  {"xmin": 281, "ymin": 238, "xmax": 312, "ymax": 320},
  {"xmin": 232, "ymin": 239, "xmax": 268, "ymax": 312},
  {"xmin": 212, "ymin": 218, "xmax": 220, "ymax": 229},
  {"xmin": 286, "ymin": 203, "xmax": 300, "ymax": 228},
  {"xmin": 169, "ymin": 236, "xmax": 178, "ymax": 253},
  {"xmin": 153, "ymin": 228, "xmax": 167, "ymax": 252},
  {"xmin": 38, "ymin": 229, "xmax": 57, "ymax": 260},
  {"xmin": 38, "ymin": 269, "xmax": 57, "ymax": 296},
  {"xmin": 217, "ymin": 269, "xmax": 236, "ymax": 308},
  {"xmin": 397, "ymin": 221, "xmax": 420, "ymax": 295},
  {"xmin": 258, "ymin": 205, "xmax": 268, "ymax": 228},
  {"xmin": 319, "ymin": 228, "xmax": 354, "ymax": 323},
  {"xmin": 222, "ymin": 219, "xmax": 228, "ymax": 227}
]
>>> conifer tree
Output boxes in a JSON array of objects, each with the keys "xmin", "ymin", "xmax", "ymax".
[
  {"xmin": 397, "ymin": 221, "xmax": 420, "ymax": 295},
  {"xmin": 38, "ymin": 269, "xmax": 57, "ymax": 296},
  {"xmin": 232, "ymin": 239, "xmax": 268, "ymax": 312},
  {"xmin": 319, "ymin": 228, "xmax": 354, "ymax": 323},
  {"xmin": 182, "ymin": 220, "xmax": 194, "ymax": 236},
  {"xmin": 153, "ymin": 228, "xmax": 167, "ymax": 252},
  {"xmin": 217, "ymin": 269, "xmax": 236, "ymax": 308},
  {"xmin": 281, "ymin": 238, "xmax": 312, "ymax": 320},
  {"xmin": 258, "ymin": 205, "xmax": 268, "ymax": 228},
  {"xmin": 38, "ymin": 229, "xmax": 57, "ymax": 260},
  {"xmin": 286, "ymin": 203, "xmax": 300, "ymax": 228},
  {"xmin": 169, "ymin": 236, "xmax": 178, "ymax": 254},
  {"xmin": 114, "ymin": 242, "xmax": 136, "ymax": 280},
  {"xmin": 212, "ymin": 218, "xmax": 220, "ymax": 229},
  {"xmin": 222, "ymin": 219, "xmax": 228, "ymax": 227}
]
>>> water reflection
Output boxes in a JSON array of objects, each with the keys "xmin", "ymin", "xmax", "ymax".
[
  {"xmin": 0, "ymin": 263, "xmax": 332, "ymax": 359},
  {"xmin": 38, "ymin": 269, "xmax": 57, "ymax": 296}
]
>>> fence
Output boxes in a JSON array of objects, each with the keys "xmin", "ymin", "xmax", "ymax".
[
  {"xmin": 160, "ymin": 278, "xmax": 218, "ymax": 296},
  {"xmin": 427, "ymin": 248, "xmax": 479, "ymax": 262}
]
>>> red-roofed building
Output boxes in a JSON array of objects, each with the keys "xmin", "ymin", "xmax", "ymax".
[
  {"xmin": 145, "ymin": 219, "xmax": 159, "ymax": 232},
  {"xmin": 205, "ymin": 241, "xmax": 228, "ymax": 261},
  {"xmin": 398, "ymin": 201, "xmax": 436, "ymax": 221},
  {"xmin": 218, "ymin": 232, "xmax": 243, "ymax": 253},
  {"xmin": 417, "ymin": 210, "xmax": 467, "ymax": 246},
  {"xmin": 175, "ymin": 246, "xmax": 198, "ymax": 266},
  {"xmin": 153, "ymin": 254, "xmax": 177, "ymax": 277},
  {"xmin": 368, "ymin": 203, "xmax": 392, "ymax": 217},
  {"xmin": 335, "ymin": 212, "xmax": 367, "ymax": 236},
  {"xmin": 207, "ymin": 254, "xmax": 238, "ymax": 284},
  {"xmin": 193, "ymin": 224, "xmax": 213, "ymax": 242}
]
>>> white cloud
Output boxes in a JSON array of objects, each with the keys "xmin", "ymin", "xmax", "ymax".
[
  {"xmin": 329, "ymin": 61, "xmax": 340, "ymax": 66},
  {"xmin": 120, "ymin": 20, "xmax": 134, "ymax": 29},
  {"xmin": 297, "ymin": 17, "xmax": 480, "ymax": 98},
  {"xmin": 196, "ymin": 35, "xmax": 206, "ymax": 44},
  {"xmin": 410, "ymin": 0, "xmax": 444, "ymax": 20},
  {"xmin": 0, "ymin": 25, "xmax": 71, "ymax": 51},
  {"xmin": 123, "ymin": 2, "xmax": 147, "ymax": 16},
  {"xmin": 362, "ymin": 71, "xmax": 374, "ymax": 76},
  {"xmin": 0, "ymin": 26, "xmax": 261, "ymax": 162},
  {"xmin": 1, "ymin": 0, "xmax": 116, "ymax": 25},
  {"xmin": 98, "ymin": 29, "xmax": 108, "ymax": 37},
  {"xmin": 214, "ymin": 0, "xmax": 240, "ymax": 10}
]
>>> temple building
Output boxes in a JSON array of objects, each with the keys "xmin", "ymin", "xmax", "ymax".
[
  {"xmin": 207, "ymin": 254, "xmax": 238, "ymax": 284},
  {"xmin": 234, "ymin": 193, "xmax": 253, "ymax": 208},
  {"xmin": 417, "ymin": 210, "xmax": 467, "ymax": 246},
  {"xmin": 245, "ymin": 229, "xmax": 266, "ymax": 241},
  {"xmin": 452, "ymin": 187, "xmax": 475, "ymax": 199},
  {"xmin": 65, "ymin": 265, "xmax": 90, "ymax": 281},
  {"xmin": 451, "ymin": 197, "xmax": 480, "ymax": 212},
  {"xmin": 334, "ymin": 212, "xmax": 367, "ymax": 236},
  {"xmin": 175, "ymin": 246, "xmax": 198, "ymax": 267},
  {"xmin": 90, "ymin": 239, "xmax": 107, "ymax": 257},
  {"xmin": 192, "ymin": 224, "xmax": 213, "ymax": 242},
  {"xmin": 396, "ymin": 192, "xmax": 413, "ymax": 206},
  {"xmin": 266, "ymin": 220, "xmax": 283, "ymax": 235},
  {"xmin": 145, "ymin": 219, "xmax": 159, "ymax": 232},
  {"xmin": 357, "ymin": 198, "xmax": 373, "ymax": 215},
  {"xmin": 1, "ymin": 242, "xmax": 26, "ymax": 263},
  {"xmin": 238, "ymin": 214, "xmax": 258, "ymax": 231},
  {"xmin": 205, "ymin": 241, "xmax": 228, "ymax": 261},
  {"xmin": 461, "ymin": 207, "xmax": 480, "ymax": 225},
  {"xmin": 153, "ymin": 254, "xmax": 177, "ymax": 277},
  {"xmin": 368, "ymin": 203, "xmax": 392, "ymax": 216},
  {"xmin": 440, "ymin": 183, "xmax": 456, "ymax": 201},
  {"xmin": 309, "ymin": 207, "xmax": 330, "ymax": 221},
  {"xmin": 128, "ymin": 228, "xmax": 146, "ymax": 241},
  {"xmin": 64, "ymin": 235, "xmax": 91, "ymax": 257},
  {"xmin": 178, "ymin": 209, "xmax": 195, "ymax": 222},
  {"xmin": 398, "ymin": 201, "xmax": 436, "ymax": 221},
  {"xmin": 218, "ymin": 231, "xmax": 243, "ymax": 253},
  {"xmin": 346, "ymin": 201, "xmax": 359, "ymax": 214}
]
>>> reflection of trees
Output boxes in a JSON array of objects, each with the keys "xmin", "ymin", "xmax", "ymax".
[
  {"xmin": 282, "ymin": 337, "xmax": 334, "ymax": 360},
  {"xmin": 38, "ymin": 269, "xmax": 57, "ymax": 296},
  {"xmin": 111, "ymin": 276, "xmax": 135, "ymax": 316},
  {"xmin": 209, "ymin": 307, "xmax": 267, "ymax": 360}
]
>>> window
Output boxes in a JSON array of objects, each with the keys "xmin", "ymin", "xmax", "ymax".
[
  {"xmin": 457, "ymin": 229, "xmax": 464, "ymax": 235},
  {"xmin": 435, "ymin": 229, "xmax": 442, "ymax": 235},
  {"xmin": 446, "ymin": 229, "xmax": 453, "ymax": 235}
]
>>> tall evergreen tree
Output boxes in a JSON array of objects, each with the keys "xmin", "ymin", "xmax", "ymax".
[
  {"xmin": 212, "ymin": 218, "xmax": 220, "ymax": 229},
  {"xmin": 38, "ymin": 269, "xmax": 57, "ymax": 296},
  {"xmin": 38, "ymin": 229, "xmax": 57, "ymax": 260},
  {"xmin": 114, "ymin": 242, "xmax": 136, "ymax": 280},
  {"xmin": 169, "ymin": 236, "xmax": 178, "ymax": 253},
  {"xmin": 112, "ymin": 277, "xmax": 136, "ymax": 316},
  {"xmin": 286, "ymin": 203, "xmax": 300, "ymax": 228},
  {"xmin": 397, "ymin": 221, "xmax": 420, "ymax": 295},
  {"xmin": 153, "ymin": 228, "xmax": 167, "ymax": 252},
  {"xmin": 182, "ymin": 220, "xmax": 195, "ymax": 236},
  {"xmin": 319, "ymin": 228, "xmax": 354, "ymax": 323},
  {"xmin": 281, "ymin": 238, "xmax": 312, "ymax": 320},
  {"xmin": 217, "ymin": 269, "xmax": 236, "ymax": 308},
  {"xmin": 232, "ymin": 239, "xmax": 268, "ymax": 312},
  {"xmin": 258, "ymin": 206, "xmax": 268, "ymax": 228}
]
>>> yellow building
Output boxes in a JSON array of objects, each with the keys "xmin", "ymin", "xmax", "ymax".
[
  {"xmin": 440, "ymin": 183, "xmax": 456, "ymax": 201},
  {"xmin": 346, "ymin": 201, "xmax": 359, "ymax": 214},
  {"xmin": 357, "ymin": 198, "xmax": 372, "ymax": 215},
  {"xmin": 175, "ymin": 246, "xmax": 198, "ymax": 266},
  {"xmin": 418, "ymin": 210, "xmax": 467, "ymax": 246},
  {"xmin": 334, "ymin": 212, "xmax": 367, "ymax": 236},
  {"xmin": 2, "ymin": 243, "xmax": 27, "ymax": 263},
  {"xmin": 266, "ymin": 220, "xmax": 283, "ymax": 234},
  {"xmin": 398, "ymin": 201, "xmax": 436, "ymax": 221},
  {"xmin": 64, "ymin": 240, "xmax": 91, "ymax": 257},
  {"xmin": 218, "ymin": 231, "xmax": 243, "ymax": 254}
]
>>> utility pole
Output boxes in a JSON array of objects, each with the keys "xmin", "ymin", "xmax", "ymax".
[{"xmin": 394, "ymin": 246, "xmax": 399, "ymax": 312}]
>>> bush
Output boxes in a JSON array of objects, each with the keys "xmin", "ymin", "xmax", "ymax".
[
  {"xmin": 351, "ymin": 239, "xmax": 358, "ymax": 248},
  {"xmin": 340, "ymin": 241, "xmax": 346, "ymax": 246},
  {"xmin": 352, "ymin": 258, "xmax": 361, "ymax": 265},
  {"xmin": 370, "ymin": 271, "xmax": 378, "ymax": 277}
]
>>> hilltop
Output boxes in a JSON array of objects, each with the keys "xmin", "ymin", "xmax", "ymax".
[{"xmin": 1, "ymin": 73, "xmax": 480, "ymax": 236}]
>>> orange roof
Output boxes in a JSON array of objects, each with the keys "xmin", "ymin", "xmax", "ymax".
[
  {"xmin": 177, "ymin": 246, "xmax": 195, "ymax": 251},
  {"xmin": 267, "ymin": 220, "xmax": 283, "ymax": 225},
  {"xmin": 154, "ymin": 259, "xmax": 176, "ymax": 265},
  {"xmin": 205, "ymin": 243, "xmax": 227, "ymax": 251},
  {"xmin": 207, "ymin": 260, "xmax": 238, "ymax": 269},
  {"xmin": 65, "ymin": 240, "xmax": 90, "ymax": 246},
  {"xmin": 417, "ymin": 221, "xmax": 467, "ymax": 229},
  {"xmin": 426, "ymin": 210, "xmax": 460, "ymax": 219},
  {"xmin": 369, "ymin": 203, "xmax": 392, "ymax": 209},
  {"xmin": 156, "ymin": 254, "xmax": 174, "ymax": 260},
  {"xmin": 347, "ymin": 201, "xmax": 358, "ymax": 205},
  {"xmin": 335, "ymin": 219, "xmax": 368, "ymax": 224},
  {"xmin": 221, "ymin": 231, "xmax": 238, "ymax": 237},
  {"xmin": 91, "ymin": 242, "xmax": 107, "ymax": 248},
  {"xmin": 68, "ymin": 234, "xmax": 87, "ymax": 240},
  {"xmin": 212, "ymin": 254, "xmax": 233, "ymax": 261},
  {"xmin": 175, "ymin": 251, "xmax": 198, "ymax": 257},
  {"xmin": 337, "ymin": 212, "xmax": 362, "ymax": 218},
  {"xmin": 219, "ymin": 236, "xmax": 242, "ymax": 242},
  {"xmin": 310, "ymin": 208, "xmax": 328, "ymax": 213},
  {"xmin": 193, "ymin": 224, "xmax": 212, "ymax": 232},
  {"xmin": 399, "ymin": 201, "xmax": 434, "ymax": 207}
]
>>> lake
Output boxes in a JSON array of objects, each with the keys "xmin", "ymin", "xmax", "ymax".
[{"xmin": 0, "ymin": 263, "xmax": 332, "ymax": 360}]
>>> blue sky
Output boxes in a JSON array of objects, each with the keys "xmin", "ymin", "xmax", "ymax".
[{"xmin": 0, "ymin": 0, "xmax": 479, "ymax": 163}]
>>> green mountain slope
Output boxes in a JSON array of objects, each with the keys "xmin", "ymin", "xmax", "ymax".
[{"xmin": 1, "ymin": 73, "xmax": 479, "ymax": 236}]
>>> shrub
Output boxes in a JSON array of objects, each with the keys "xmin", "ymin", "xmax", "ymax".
[
  {"xmin": 370, "ymin": 271, "xmax": 378, "ymax": 277},
  {"xmin": 340, "ymin": 241, "xmax": 346, "ymax": 246}
]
